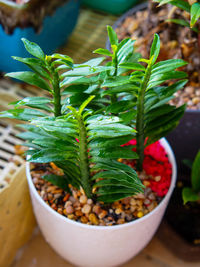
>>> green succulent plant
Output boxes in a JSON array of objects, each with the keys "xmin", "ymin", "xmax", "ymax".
[
  {"xmin": 0, "ymin": 37, "xmax": 143, "ymax": 203},
  {"xmin": 153, "ymin": 0, "xmax": 200, "ymax": 32},
  {"xmin": 90, "ymin": 28, "xmax": 188, "ymax": 170},
  {"xmin": 0, "ymin": 26, "xmax": 188, "ymax": 202},
  {"xmin": 182, "ymin": 151, "xmax": 200, "ymax": 204}
]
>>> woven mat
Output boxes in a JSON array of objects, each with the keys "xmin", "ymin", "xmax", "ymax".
[{"xmin": 59, "ymin": 8, "xmax": 117, "ymax": 62}]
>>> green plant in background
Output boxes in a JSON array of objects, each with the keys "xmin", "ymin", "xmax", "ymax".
[
  {"xmin": 182, "ymin": 151, "xmax": 200, "ymax": 204},
  {"xmin": 0, "ymin": 27, "xmax": 188, "ymax": 202},
  {"xmin": 153, "ymin": 0, "xmax": 200, "ymax": 32}
]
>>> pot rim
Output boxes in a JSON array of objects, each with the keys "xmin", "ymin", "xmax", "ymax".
[{"xmin": 26, "ymin": 138, "xmax": 177, "ymax": 231}]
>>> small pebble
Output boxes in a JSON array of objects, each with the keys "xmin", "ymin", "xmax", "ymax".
[
  {"xmin": 81, "ymin": 216, "xmax": 88, "ymax": 223},
  {"xmin": 69, "ymin": 196, "xmax": 76, "ymax": 203},
  {"xmin": 65, "ymin": 206, "xmax": 74, "ymax": 214},
  {"xmin": 67, "ymin": 214, "xmax": 74, "ymax": 220},
  {"xmin": 89, "ymin": 213, "xmax": 99, "ymax": 225},
  {"xmin": 87, "ymin": 199, "xmax": 93, "ymax": 205},
  {"xmin": 79, "ymin": 195, "xmax": 87, "ymax": 204},
  {"xmin": 130, "ymin": 199, "xmax": 136, "ymax": 206},
  {"xmin": 98, "ymin": 210, "xmax": 108, "ymax": 219},
  {"xmin": 64, "ymin": 201, "xmax": 72, "ymax": 208},
  {"xmin": 137, "ymin": 211, "xmax": 144, "ymax": 218},
  {"xmin": 148, "ymin": 193, "xmax": 156, "ymax": 200},
  {"xmin": 117, "ymin": 218, "xmax": 125, "ymax": 224},
  {"xmin": 93, "ymin": 205, "xmax": 102, "ymax": 215},
  {"xmin": 154, "ymin": 176, "xmax": 161, "ymax": 182},
  {"xmin": 115, "ymin": 208, "xmax": 122, "ymax": 215},
  {"xmin": 82, "ymin": 204, "xmax": 92, "ymax": 214}
]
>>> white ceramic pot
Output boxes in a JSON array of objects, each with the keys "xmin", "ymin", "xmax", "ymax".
[{"xmin": 26, "ymin": 138, "xmax": 177, "ymax": 267}]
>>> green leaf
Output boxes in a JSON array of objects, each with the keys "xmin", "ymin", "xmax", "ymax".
[
  {"xmin": 191, "ymin": 2, "xmax": 200, "ymax": 27},
  {"xmin": 119, "ymin": 62, "xmax": 145, "ymax": 71},
  {"xmin": 102, "ymin": 76, "xmax": 130, "ymax": 87},
  {"xmin": 21, "ymin": 38, "xmax": 45, "ymax": 60},
  {"xmin": 93, "ymin": 48, "xmax": 113, "ymax": 57},
  {"xmin": 33, "ymin": 138, "xmax": 77, "ymax": 150},
  {"xmin": 31, "ymin": 117, "xmax": 77, "ymax": 128},
  {"xmin": 117, "ymin": 38, "xmax": 136, "ymax": 64},
  {"xmin": 12, "ymin": 57, "xmax": 51, "ymax": 79},
  {"xmin": 182, "ymin": 187, "xmax": 200, "ymax": 204},
  {"xmin": 88, "ymin": 128, "xmax": 135, "ymax": 139},
  {"xmin": 5, "ymin": 71, "xmax": 51, "ymax": 91},
  {"xmin": 77, "ymin": 57, "xmax": 105, "ymax": 67},
  {"xmin": 119, "ymin": 110, "xmax": 137, "ymax": 124},
  {"xmin": 79, "ymin": 95, "xmax": 95, "ymax": 115},
  {"xmin": 61, "ymin": 66, "xmax": 114, "ymax": 77},
  {"xmin": 10, "ymin": 97, "xmax": 51, "ymax": 112},
  {"xmin": 150, "ymin": 34, "xmax": 160, "ymax": 64},
  {"xmin": 88, "ymin": 135, "xmax": 134, "ymax": 149},
  {"xmin": 86, "ymin": 114, "xmax": 121, "ymax": 125},
  {"xmin": 29, "ymin": 149, "xmax": 77, "ymax": 163},
  {"xmin": 102, "ymin": 84, "xmax": 138, "ymax": 96},
  {"xmin": 51, "ymin": 53, "xmax": 73, "ymax": 68},
  {"xmin": 191, "ymin": 151, "xmax": 200, "ymax": 192},
  {"xmin": 90, "ymin": 146, "xmax": 138, "ymax": 159},
  {"xmin": 152, "ymin": 59, "xmax": 188, "ymax": 74},
  {"xmin": 145, "ymin": 105, "xmax": 185, "ymax": 135},
  {"xmin": 148, "ymin": 71, "xmax": 187, "ymax": 89},
  {"xmin": 0, "ymin": 108, "xmax": 45, "ymax": 121},
  {"xmin": 153, "ymin": 0, "xmax": 190, "ymax": 12},
  {"xmin": 145, "ymin": 105, "xmax": 176, "ymax": 122},
  {"xmin": 107, "ymin": 25, "xmax": 118, "ymax": 46},
  {"xmin": 106, "ymin": 100, "xmax": 136, "ymax": 114},
  {"xmin": 42, "ymin": 174, "xmax": 70, "ymax": 192},
  {"xmin": 166, "ymin": 19, "xmax": 199, "ymax": 33}
]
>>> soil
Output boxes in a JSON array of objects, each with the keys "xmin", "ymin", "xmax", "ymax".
[
  {"xmin": 29, "ymin": 140, "xmax": 172, "ymax": 226},
  {"xmin": 165, "ymin": 175, "xmax": 200, "ymax": 246},
  {"xmin": 115, "ymin": 3, "xmax": 200, "ymax": 110}
]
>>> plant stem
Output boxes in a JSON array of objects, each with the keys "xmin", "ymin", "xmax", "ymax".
[
  {"xmin": 111, "ymin": 55, "xmax": 118, "ymax": 104},
  {"xmin": 136, "ymin": 62, "xmax": 152, "ymax": 171},
  {"xmin": 51, "ymin": 67, "xmax": 61, "ymax": 117},
  {"xmin": 77, "ymin": 114, "xmax": 92, "ymax": 198}
]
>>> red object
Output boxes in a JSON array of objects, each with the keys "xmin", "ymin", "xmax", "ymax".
[{"xmin": 123, "ymin": 140, "xmax": 172, "ymax": 197}]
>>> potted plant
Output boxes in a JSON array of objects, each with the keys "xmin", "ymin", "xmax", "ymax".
[
  {"xmin": 159, "ymin": 151, "xmax": 200, "ymax": 261},
  {"xmin": 82, "ymin": 0, "xmax": 139, "ymax": 15},
  {"xmin": 107, "ymin": 0, "xmax": 200, "ymax": 173},
  {"xmin": 0, "ymin": 0, "xmax": 80, "ymax": 72},
  {"xmin": 0, "ymin": 27, "xmax": 187, "ymax": 266}
]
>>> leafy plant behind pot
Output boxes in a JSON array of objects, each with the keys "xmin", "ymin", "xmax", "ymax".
[
  {"xmin": 153, "ymin": 0, "xmax": 200, "ymax": 32},
  {"xmin": 182, "ymin": 151, "xmax": 200, "ymax": 204},
  {"xmin": 0, "ymin": 38, "xmax": 143, "ymax": 203}
]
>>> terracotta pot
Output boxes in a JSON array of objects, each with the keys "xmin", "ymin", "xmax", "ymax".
[{"xmin": 26, "ymin": 138, "xmax": 176, "ymax": 267}]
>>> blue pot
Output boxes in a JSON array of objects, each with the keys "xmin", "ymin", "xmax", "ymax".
[
  {"xmin": 82, "ymin": 0, "xmax": 139, "ymax": 15},
  {"xmin": 0, "ymin": 0, "xmax": 80, "ymax": 72}
]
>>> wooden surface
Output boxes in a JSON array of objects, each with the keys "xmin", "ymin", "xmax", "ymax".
[{"xmin": 12, "ymin": 228, "xmax": 200, "ymax": 267}]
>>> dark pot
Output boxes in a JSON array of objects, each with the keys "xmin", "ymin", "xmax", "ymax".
[
  {"xmin": 106, "ymin": 2, "xmax": 200, "ymax": 175},
  {"xmin": 158, "ymin": 174, "xmax": 200, "ymax": 262}
]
